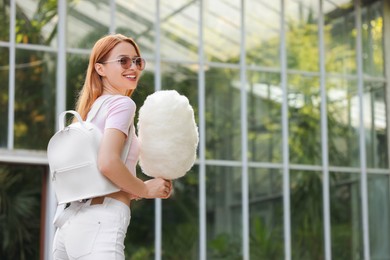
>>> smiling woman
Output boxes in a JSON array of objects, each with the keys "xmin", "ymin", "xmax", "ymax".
[{"xmin": 51, "ymin": 34, "xmax": 173, "ymax": 260}]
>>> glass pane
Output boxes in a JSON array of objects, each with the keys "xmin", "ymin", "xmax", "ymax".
[
  {"xmin": 286, "ymin": 0, "xmax": 319, "ymax": 72},
  {"xmin": 364, "ymin": 82, "xmax": 388, "ymax": 168},
  {"xmin": 205, "ymin": 68, "xmax": 241, "ymax": 161},
  {"xmin": 361, "ymin": 1, "xmax": 384, "ymax": 77},
  {"xmin": 247, "ymin": 71, "xmax": 282, "ymax": 163},
  {"xmin": 324, "ymin": 0, "xmax": 356, "ymax": 74},
  {"xmin": 116, "ymin": 0, "xmax": 156, "ymax": 58},
  {"xmin": 288, "ymin": 75, "xmax": 321, "ymax": 165},
  {"xmin": 204, "ymin": 0, "xmax": 241, "ymax": 63},
  {"xmin": 246, "ymin": 0, "xmax": 280, "ymax": 68},
  {"xmin": 0, "ymin": 164, "xmax": 43, "ymax": 259},
  {"xmin": 132, "ymin": 60, "xmax": 155, "ymax": 109},
  {"xmin": 15, "ymin": 0, "xmax": 58, "ymax": 46},
  {"xmin": 291, "ymin": 170, "xmax": 324, "ymax": 259},
  {"xmin": 368, "ymin": 174, "xmax": 390, "ymax": 259},
  {"xmin": 327, "ymin": 78, "xmax": 359, "ymax": 167},
  {"xmin": 162, "ymin": 166, "xmax": 199, "ymax": 259},
  {"xmin": 161, "ymin": 62, "xmax": 198, "ymax": 120},
  {"xmin": 66, "ymin": 53, "xmax": 89, "ymax": 110},
  {"xmin": 14, "ymin": 49, "xmax": 56, "ymax": 150},
  {"xmin": 249, "ymin": 168, "xmax": 283, "ymax": 259},
  {"xmin": 67, "ymin": 0, "xmax": 110, "ymax": 49},
  {"xmin": 0, "ymin": 47, "xmax": 9, "ymax": 148},
  {"xmin": 207, "ymin": 166, "xmax": 242, "ymax": 259},
  {"xmin": 124, "ymin": 177, "xmax": 155, "ymax": 258},
  {"xmin": 330, "ymin": 172, "xmax": 362, "ymax": 260},
  {"xmin": 0, "ymin": 0, "xmax": 9, "ymax": 41},
  {"xmin": 160, "ymin": 1, "xmax": 199, "ymax": 61}
]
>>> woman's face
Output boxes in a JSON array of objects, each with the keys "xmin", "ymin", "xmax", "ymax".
[{"xmin": 96, "ymin": 41, "xmax": 143, "ymax": 95}]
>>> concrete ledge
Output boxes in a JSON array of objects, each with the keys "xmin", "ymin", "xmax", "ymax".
[{"xmin": 0, "ymin": 149, "xmax": 48, "ymax": 165}]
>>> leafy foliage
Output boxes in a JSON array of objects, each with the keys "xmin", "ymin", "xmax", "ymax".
[{"xmin": 0, "ymin": 165, "xmax": 43, "ymax": 260}]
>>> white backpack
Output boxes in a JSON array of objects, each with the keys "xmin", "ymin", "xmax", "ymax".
[{"xmin": 47, "ymin": 96, "xmax": 132, "ymax": 204}]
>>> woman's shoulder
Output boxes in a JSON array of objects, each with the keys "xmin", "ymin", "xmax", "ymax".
[
  {"xmin": 101, "ymin": 95, "xmax": 136, "ymax": 112},
  {"xmin": 106, "ymin": 95, "xmax": 135, "ymax": 106}
]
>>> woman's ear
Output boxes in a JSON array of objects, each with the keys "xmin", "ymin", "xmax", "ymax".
[{"xmin": 95, "ymin": 63, "xmax": 105, "ymax": 77}]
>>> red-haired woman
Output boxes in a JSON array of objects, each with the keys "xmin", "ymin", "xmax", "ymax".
[{"xmin": 52, "ymin": 34, "xmax": 172, "ymax": 260}]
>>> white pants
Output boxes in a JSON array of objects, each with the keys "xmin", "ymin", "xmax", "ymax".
[{"xmin": 52, "ymin": 197, "xmax": 131, "ymax": 260}]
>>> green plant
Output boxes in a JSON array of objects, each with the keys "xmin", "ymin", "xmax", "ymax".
[{"xmin": 0, "ymin": 166, "xmax": 42, "ymax": 260}]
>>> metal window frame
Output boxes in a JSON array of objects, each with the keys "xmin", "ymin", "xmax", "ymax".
[
  {"xmin": 154, "ymin": 1, "xmax": 162, "ymax": 259},
  {"xmin": 240, "ymin": 1, "xmax": 250, "ymax": 259},
  {"xmin": 318, "ymin": 1, "xmax": 332, "ymax": 259},
  {"xmin": 7, "ymin": 0, "xmax": 15, "ymax": 149},
  {"xmin": 198, "ymin": 1, "xmax": 207, "ymax": 259},
  {"xmin": 280, "ymin": 1, "xmax": 292, "ymax": 259},
  {"xmin": 354, "ymin": 0, "xmax": 371, "ymax": 259}
]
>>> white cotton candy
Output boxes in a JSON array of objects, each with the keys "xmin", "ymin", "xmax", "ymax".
[{"xmin": 137, "ymin": 90, "xmax": 199, "ymax": 180}]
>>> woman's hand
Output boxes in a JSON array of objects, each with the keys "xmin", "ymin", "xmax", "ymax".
[
  {"xmin": 129, "ymin": 193, "xmax": 141, "ymax": 201},
  {"xmin": 144, "ymin": 178, "xmax": 173, "ymax": 199}
]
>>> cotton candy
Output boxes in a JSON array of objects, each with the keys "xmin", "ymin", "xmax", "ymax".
[{"xmin": 137, "ymin": 90, "xmax": 199, "ymax": 179}]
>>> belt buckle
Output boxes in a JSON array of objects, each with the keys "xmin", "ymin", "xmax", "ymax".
[{"xmin": 91, "ymin": 196, "xmax": 105, "ymax": 205}]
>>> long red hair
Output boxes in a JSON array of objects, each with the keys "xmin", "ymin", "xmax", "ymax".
[{"xmin": 75, "ymin": 34, "xmax": 142, "ymax": 120}]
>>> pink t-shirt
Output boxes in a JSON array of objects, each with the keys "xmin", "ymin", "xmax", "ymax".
[{"xmin": 88, "ymin": 95, "xmax": 140, "ymax": 176}]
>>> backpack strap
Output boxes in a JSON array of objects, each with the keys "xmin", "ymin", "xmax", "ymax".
[
  {"xmin": 86, "ymin": 95, "xmax": 113, "ymax": 123},
  {"xmin": 87, "ymin": 95, "xmax": 133, "ymax": 162},
  {"xmin": 121, "ymin": 126, "xmax": 133, "ymax": 161},
  {"xmin": 59, "ymin": 110, "xmax": 87, "ymax": 131}
]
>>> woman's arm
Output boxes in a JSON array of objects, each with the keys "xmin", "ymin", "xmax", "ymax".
[{"xmin": 98, "ymin": 128, "xmax": 171, "ymax": 199}]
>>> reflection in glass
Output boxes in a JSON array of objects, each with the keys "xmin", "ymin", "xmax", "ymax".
[
  {"xmin": 0, "ymin": 47, "xmax": 9, "ymax": 148},
  {"xmin": 204, "ymin": 0, "xmax": 241, "ymax": 63},
  {"xmin": 327, "ymin": 78, "xmax": 359, "ymax": 167},
  {"xmin": 330, "ymin": 172, "xmax": 362, "ymax": 260},
  {"xmin": 247, "ymin": 71, "xmax": 282, "ymax": 163},
  {"xmin": 116, "ymin": 0, "xmax": 156, "ymax": 58},
  {"xmin": 14, "ymin": 49, "xmax": 56, "ymax": 149},
  {"xmin": 291, "ymin": 170, "xmax": 324, "ymax": 259},
  {"xmin": 324, "ymin": 0, "xmax": 356, "ymax": 74},
  {"xmin": 363, "ymin": 82, "xmax": 388, "ymax": 168},
  {"xmin": 288, "ymin": 75, "xmax": 321, "ymax": 165},
  {"xmin": 246, "ymin": 0, "xmax": 280, "ymax": 67},
  {"xmin": 0, "ymin": 0, "xmax": 10, "ymax": 41},
  {"xmin": 249, "ymin": 168, "xmax": 283, "ymax": 259},
  {"xmin": 368, "ymin": 174, "xmax": 390, "ymax": 259},
  {"xmin": 205, "ymin": 68, "xmax": 241, "ymax": 161},
  {"xmin": 160, "ymin": 1, "xmax": 199, "ymax": 61},
  {"xmin": 67, "ymin": 0, "xmax": 110, "ymax": 49},
  {"xmin": 162, "ymin": 166, "xmax": 199, "ymax": 259},
  {"xmin": 286, "ymin": 0, "xmax": 319, "ymax": 72},
  {"xmin": 206, "ymin": 166, "xmax": 242, "ymax": 259},
  {"xmin": 15, "ymin": 0, "xmax": 58, "ymax": 46},
  {"xmin": 361, "ymin": 0, "xmax": 384, "ymax": 77}
]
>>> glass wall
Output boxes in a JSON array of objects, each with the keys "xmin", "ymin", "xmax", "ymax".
[{"xmin": 1, "ymin": 0, "xmax": 389, "ymax": 259}]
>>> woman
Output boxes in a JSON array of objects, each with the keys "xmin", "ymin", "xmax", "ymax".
[{"xmin": 52, "ymin": 34, "xmax": 172, "ymax": 259}]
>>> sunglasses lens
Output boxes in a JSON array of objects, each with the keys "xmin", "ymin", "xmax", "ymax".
[
  {"xmin": 120, "ymin": 57, "xmax": 132, "ymax": 69},
  {"xmin": 118, "ymin": 57, "xmax": 145, "ymax": 70},
  {"xmin": 136, "ymin": 58, "xmax": 145, "ymax": 71}
]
